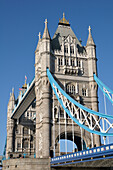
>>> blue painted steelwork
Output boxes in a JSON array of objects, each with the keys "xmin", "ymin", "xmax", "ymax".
[
  {"xmin": 94, "ymin": 74, "xmax": 113, "ymax": 104},
  {"xmin": 3, "ymin": 138, "xmax": 7, "ymax": 157},
  {"xmin": 47, "ymin": 69, "xmax": 113, "ymax": 136},
  {"xmin": 1, "ymin": 138, "xmax": 7, "ymax": 165},
  {"xmin": 51, "ymin": 143, "xmax": 113, "ymax": 167}
]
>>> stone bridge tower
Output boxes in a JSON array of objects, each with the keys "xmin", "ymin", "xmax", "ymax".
[{"xmin": 35, "ymin": 14, "xmax": 100, "ymax": 158}]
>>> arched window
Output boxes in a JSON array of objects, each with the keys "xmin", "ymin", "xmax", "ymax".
[
  {"xmin": 58, "ymin": 57, "xmax": 63, "ymax": 66},
  {"xmin": 82, "ymin": 88, "xmax": 87, "ymax": 96},
  {"xmin": 58, "ymin": 58, "xmax": 60, "ymax": 65},
  {"xmin": 23, "ymin": 127, "xmax": 28, "ymax": 135},
  {"xmin": 70, "ymin": 46, "xmax": 74, "ymax": 54},
  {"xmin": 77, "ymin": 59, "xmax": 81, "ymax": 67},
  {"xmin": 23, "ymin": 139, "xmax": 28, "ymax": 149},
  {"xmin": 54, "ymin": 107, "xmax": 58, "ymax": 119},
  {"xmin": 66, "ymin": 59, "xmax": 69, "ymax": 66},
  {"xmin": 66, "ymin": 84, "xmax": 76, "ymax": 95},
  {"xmin": 64, "ymin": 45, "xmax": 68, "ymax": 53},
  {"xmin": 71, "ymin": 59, "xmax": 72, "ymax": 66},
  {"xmin": 61, "ymin": 58, "xmax": 63, "ymax": 65},
  {"xmin": 71, "ymin": 59, "xmax": 75, "ymax": 66}
]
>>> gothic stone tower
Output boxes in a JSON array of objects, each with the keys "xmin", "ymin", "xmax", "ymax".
[{"xmin": 35, "ymin": 14, "xmax": 100, "ymax": 158}]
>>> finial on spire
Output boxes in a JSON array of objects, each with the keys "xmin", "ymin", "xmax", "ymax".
[
  {"xmin": 79, "ymin": 38, "xmax": 82, "ymax": 44},
  {"xmin": 12, "ymin": 88, "xmax": 14, "ymax": 94},
  {"xmin": 63, "ymin": 12, "xmax": 65, "ymax": 18},
  {"xmin": 44, "ymin": 19, "xmax": 48, "ymax": 27},
  {"xmin": 88, "ymin": 26, "xmax": 91, "ymax": 33},
  {"xmin": 59, "ymin": 13, "xmax": 70, "ymax": 26},
  {"xmin": 38, "ymin": 32, "xmax": 41, "ymax": 40},
  {"xmin": 22, "ymin": 75, "xmax": 27, "ymax": 89}
]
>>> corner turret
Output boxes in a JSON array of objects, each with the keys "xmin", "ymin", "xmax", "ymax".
[
  {"xmin": 7, "ymin": 88, "xmax": 15, "ymax": 116},
  {"xmin": 6, "ymin": 88, "xmax": 15, "ymax": 158}
]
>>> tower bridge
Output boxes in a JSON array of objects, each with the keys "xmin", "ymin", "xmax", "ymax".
[{"xmin": 2, "ymin": 14, "xmax": 113, "ymax": 169}]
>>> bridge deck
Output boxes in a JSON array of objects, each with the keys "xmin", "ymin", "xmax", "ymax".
[{"xmin": 51, "ymin": 143, "xmax": 113, "ymax": 167}]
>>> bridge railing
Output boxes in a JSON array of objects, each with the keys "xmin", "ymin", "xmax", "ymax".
[{"xmin": 51, "ymin": 143, "xmax": 113, "ymax": 166}]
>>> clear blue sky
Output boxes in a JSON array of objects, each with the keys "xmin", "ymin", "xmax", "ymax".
[{"xmin": 0, "ymin": 0, "xmax": 113, "ymax": 155}]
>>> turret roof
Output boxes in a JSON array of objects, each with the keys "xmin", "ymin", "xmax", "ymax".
[
  {"xmin": 86, "ymin": 26, "xmax": 95, "ymax": 46},
  {"xmin": 42, "ymin": 19, "xmax": 51, "ymax": 39}
]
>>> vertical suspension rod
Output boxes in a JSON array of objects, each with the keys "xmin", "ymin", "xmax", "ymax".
[
  {"xmin": 80, "ymin": 109, "xmax": 83, "ymax": 150},
  {"xmin": 53, "ymin": 91, "xmax": 55, "ymax": 157},
  {"xmin": 104, "ymin": 93, "xmax": 109, "ymax": 144},
  {"xmin": 102, "ymin": 117, "xmax": 106, "ymax": 145},
  {"xmin": 64, "ymin": 110, "xmax": 67, "ymax": 154},
  {"xmin": 64, "ymin": 82, "xmax": 67, "ymax": 154},
  {"xmin": 90, "ymin": 114, "xmax": 94, "ymax": 148},
  {"xmin": 58, "ymin": 101, "xmax": 60, "ymax": 156},
  {"xmin": 72, "ymin": 104, "xmax": 75, "ymax": 152}
]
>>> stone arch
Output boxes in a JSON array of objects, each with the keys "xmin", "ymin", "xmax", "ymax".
[{"xmin": 54, "ymin": 125, "xmax": 91, "ymax": 153}]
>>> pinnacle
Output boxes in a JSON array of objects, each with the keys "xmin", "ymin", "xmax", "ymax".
[
  {"xmin": 42, "ymin": 19, "xmax": 51, "ymax": 39},
  {"xmin": 86, "ymin": 26, "xmax": 95, "ymax": 46}
]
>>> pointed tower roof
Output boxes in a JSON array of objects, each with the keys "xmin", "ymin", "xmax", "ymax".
[
  {"xmin": 52, "ymin": 13, "xmax": 81, "ymax": 50},
  {"xmin": 42, "ymin": 19, "xmax": 51, "ymax": 39},
  {"xmin": 8, "ymin": 88, "xmax": 15, "ymax": 104},
  {"xmin": 86, "ymin": 26, "xmax": 95, "ymax": 46}
]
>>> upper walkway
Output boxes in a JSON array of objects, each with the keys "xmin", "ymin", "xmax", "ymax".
[{"xmin": 11, "ymin": 78, "xmax": 35, "ymax": 119}]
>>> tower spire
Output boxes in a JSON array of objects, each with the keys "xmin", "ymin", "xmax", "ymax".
[
  {"xmin": 86, "ymin": 26, "xmax": 95, "ymax": 46},
  {"xmin": 42, "ymin": 19, "xmax": 51, "ymax": 39}
]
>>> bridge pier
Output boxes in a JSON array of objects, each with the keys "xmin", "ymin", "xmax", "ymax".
[
  {"xmin": 2, "ymin": 158, "xmax": 51, "ymax": 170},
  {"xmin": 3, "ymin": 158, "xmax": 113, "ymax": 170}
]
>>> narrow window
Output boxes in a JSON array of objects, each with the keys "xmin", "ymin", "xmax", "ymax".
[
  {"xmin": 58, "ymin": 58, "xmax": 60, "ymax": 65},
  {"xmin": 65, "ymin": 58, "xmax": 66, "ymax": 65},
  {"xmin": 66, "ymin": 59, "xmax": 69, "ymax": 66},
  {"xmin": 17, "ymin": 143, "xmax": 21, "ymax": 149},
  {"xmin": 23, "ymin": 140, "xmax": 28, "ymax": 149},
  {"xmin": 61, "ymin": 58, "xmax": 63, "ymax": 65},
  {"xmin": 71, "ymin": 59, "xmax": 72, "ymax": 66},
  {"xmin": 77, "ymin": 59, "xmax": 81, "ymax": 67},
  {"xmin": 73, "ymin": 60, "xmax": 74, "ymax": 66},
  {"xmin": 64, "ymin": 45, "xmax": 68, "ymax": 53},
  {"xmin": 27, "ymin": 112, "xmax": 29, "ymax": 117},
  {"xmin": 23, "ymin": 127, "xmax": 28, "ymax": 134},
  {"xmin": 70, "ymin": 46, "xmax": 74, "ymax": 54},
  {"xmin": 82, "ymin": 89, "xmax": 87, "ymax": 96}
]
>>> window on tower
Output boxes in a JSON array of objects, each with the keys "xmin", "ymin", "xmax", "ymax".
[
  {"xmin": 23, "ymin": 127, "xmax": 28, "ymax": 135},
  {"xmin": 71, "ymin": 59, "xmax": 75, "ymax": 66},
  {"xmin": 64, "ymin": 45, "xmax": 68, "ymax": 53},
  {"xmin": 66, "ymin": 84, "xmax": 75, "ymax": 95},
  {"xmin": 70, "ymin": 46, "xmax": 74, "ymax": 54},
  {"xmin": 77, "ymin": 59, "xmax": 81, "ymax": 67},
  {"xmin": 58, "ymin": 57, "xmax": 63, "ymax": 66},
  {"xmin": 23, "ymin": 139, "xmax": 28, "ymax": 149},
  {"xmin": 82, "ymin": 88, "xmax": 88, "ymax": 96}
]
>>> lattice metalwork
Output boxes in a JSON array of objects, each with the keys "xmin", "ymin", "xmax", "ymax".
[{"xmin": 47, "ymin": 69, "xmax": 113, "ymax": 136}]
